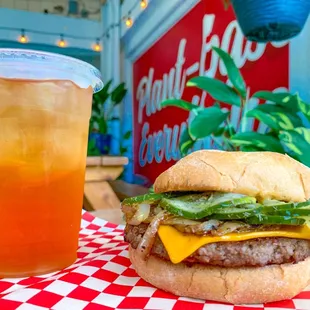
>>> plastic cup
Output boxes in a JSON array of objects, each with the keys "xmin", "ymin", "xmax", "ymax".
[{"xmin": 0, "ymin": 49, "xmax": 103, "ymax": 278}]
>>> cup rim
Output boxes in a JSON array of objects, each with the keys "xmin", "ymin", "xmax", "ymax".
[{"xmin": 0, "ymin": 48, "xmax": 103, "ymax": 93}]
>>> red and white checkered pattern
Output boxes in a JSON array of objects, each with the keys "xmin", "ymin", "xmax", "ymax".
[{"xmin": 0, "ymin": 211, "xmax": 309, "ymax": 310}]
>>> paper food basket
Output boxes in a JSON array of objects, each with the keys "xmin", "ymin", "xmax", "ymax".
[{"xmin": 0, "ymin": 211, "xmax": 309, "ymax": 310}]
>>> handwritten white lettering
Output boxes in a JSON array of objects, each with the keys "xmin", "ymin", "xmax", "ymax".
[{"xmin": 136, "ymin": 13, "xmax": 289, "ymax": 168}]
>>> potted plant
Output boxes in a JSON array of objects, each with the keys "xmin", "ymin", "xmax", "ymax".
[
  {"xmin": 222, "ymin": 0, "xmax": 310, "ymax": 42},
  {"xmin": 88, "ymin": 80, "xmax": 127, "ymax": 156},
  {"xmin": 161, "ymin": 46, "xmax": 310, "ymax": 167}
]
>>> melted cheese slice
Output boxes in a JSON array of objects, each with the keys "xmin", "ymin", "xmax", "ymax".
[{"xmin": 158, "ymin": 225, "xmax": 310, "ymax": 264}]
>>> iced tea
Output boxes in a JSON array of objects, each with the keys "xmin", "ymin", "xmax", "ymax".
[{"xmin": 0, "ymin": 50, "xmax": 101, "ymax": 277}]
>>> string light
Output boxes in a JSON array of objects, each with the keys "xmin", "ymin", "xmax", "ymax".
[
  {"xmin": 93, "ymin": 38, "xmax": 101, "ymax": 52},
  {"xmin": 18, "ymin": 29, "xmax": 28, "ymax": 43},
  {"xmin": 140, "ymin": 0, "xmax": 148, "ymax": 9},
  {"xmin": 57, "ymin": 34, "xmax": 66, "ymax": 48},
  {"xmin": 11, "ymin": 0, "xmax": 150, "ymax": 48},
  {"xmin": 125, "ymin": 16, "xmax": 133, "ymax": 28}
]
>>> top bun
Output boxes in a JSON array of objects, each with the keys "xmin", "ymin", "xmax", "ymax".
[{"xmin": 154, "ymin": 150, "xmax": 310, "ymax": 202}]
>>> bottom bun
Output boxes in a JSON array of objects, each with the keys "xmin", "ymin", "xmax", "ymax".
[{"xmin": 129, "ymin": 246, "xmax": 310, "ymax": 304}]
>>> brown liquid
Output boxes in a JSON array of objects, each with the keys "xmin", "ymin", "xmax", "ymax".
[{"xmin": 0, "ymin": 78, "xmax": 93, "ymax": 277}]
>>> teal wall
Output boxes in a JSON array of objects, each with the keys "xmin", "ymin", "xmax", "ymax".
[{"xmin": 0, "ymin": 8, "xmax": 102, "ymax": 68}]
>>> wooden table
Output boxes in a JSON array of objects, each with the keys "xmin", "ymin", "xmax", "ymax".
[{"xmin": 83, "ymin": 156, "xmax": 129, "ymax": 225}]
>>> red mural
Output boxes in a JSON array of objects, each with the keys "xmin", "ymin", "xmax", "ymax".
[{"xmin": 132, "ymin": 0, "xmax": 289, "ymax": 185}]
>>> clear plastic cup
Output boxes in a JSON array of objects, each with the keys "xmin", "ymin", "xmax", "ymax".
[{"xmin": 0, "ymin": 49, "xmax": 103, "ymax": 277}]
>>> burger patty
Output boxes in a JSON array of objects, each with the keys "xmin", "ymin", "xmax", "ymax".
[{"xmin": 124, "ymin": 223, "xmax": 310, "ymax": 267}]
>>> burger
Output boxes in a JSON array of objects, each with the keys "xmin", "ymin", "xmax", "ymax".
[{"xmin": 121, "ymin": 150, "xmax": 310, "ymax": 304}]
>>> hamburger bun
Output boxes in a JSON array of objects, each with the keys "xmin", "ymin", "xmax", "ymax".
[
  {"xmin": 129, "ymin": 246, "xmax": 310, "ymax": 304},
  {"xmin": 125, "ymin": 150, "xmax": 310, "ymax": 304},
  {"xmin": 154, "ymin": 150, "xmax": 310, "ymax": 202}
]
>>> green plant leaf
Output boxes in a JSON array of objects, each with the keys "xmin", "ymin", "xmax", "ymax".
[
  {"xmin": 213, "ymin": 124, "xmax": 236, "ymax": 137},
  {"xmin": 98, "ymin": 118, "xmax": 108, "ymax": 134},
  {"xmin": 120, "ymin": 146, "xmax": 128, "ymax": 155},
  {"xmin": 272, "ymin": 112, "xmax": 301, "ymax": 130},
  {"xmin": 179, "ymin": 127, "xmax": 195, "ymax": 156},
  {"xmin": 252, "ymin": 91, "xmax": 291, "ymax": 103},
  {"xmin": 247, "ymin": 109, "xmax": 279, "ymax": 131},
  {"xmin": 91, "ymin": 109, "xmax": 100, "ymax": 118},
  {"xmin": 89, "ymin": 118, "xmax": 96, "ymax": 131},
  {"xmin": 87, "ymin": 138, "xmax": 100, "ymax": 156},
  {"xmin": 247, "ymin": 103, "xmax": 299, "ymax": 116},
  {"xmin": 187, "ymin": 76, "xmax": 241, "ymax": 106},
  {"xmin": 246, "ymin": 108, "xmax": 302, "ymax": 132},
  {"xmin": 281, "ymin": 128, "xmax": 310, "ymax": 147},
  {"xmin": 113, "ymin": 89, "xmax": 127, "ymax": 105},
  {"xmin": 246, "ymin": 105, "xmax": 303, "ymax": 131},
  {"xmin": 297, "ymin": 98, "xmax": 310, "ymax": 122},
  {"xmin": 252, "ymin": 91, "xmax": 300, "ymax": 113},
  {"xmin": 111, "ymin": 83, "xmax": 127, "ymax": 104},
  {"xmin": 213, "ymin": 127, "xmax": 225, "ymax": 137},
  {"xmin": 123, "ymin": 130, "xmax": 132, "ymax": 140},
  {"xmin": 161, "ymin": 99, "xmax": 199, "ymax": 111},
  {"xmin": 95, "ymin": 80, "xmax": 112, "ymax": 103},
  {"xmin": 91, "ymin": 102, "xmax": 101, "ymax": 115},
  {"xmin": 230, "ymin": 132, "xmax": 285, "ymax": 153},
  {"xmin": 224, "ymin": 123, "xmax": 236, "ymax": 137},
  {"xmin": 92, "ymin": 81, "xmax": 112, "ymax": 117},
  {"xmin": 221, "ymin": 136, "xmax": 236, "ymax": 151},
  {"xmin": 88, "ymin": 137, "xmax": 96, "ymax": 149},
  {"xmin": 212, "ymin": 47, "xmax": 246, "ymax": 98},
  {"xmin": 272, "ymin": 93, "xmax": 304, "ymax": 116},
  {"xmin": 277, "ymin": 94, "xmax": 300, "ymax": 113},
  {"xmin": 189, "ymin": 107, "xmax": 229, "ymax": 139},
  {"xmin": 279, "ymin": 128, "xmax": 310, "ymax": 166},
  {"xmin": 240, "ymin": 145, "xmax": 262, "ymax": 152},
  {"xmin": 100, "ymin": 80, "xmax": 112, "ymax": 96},
  {"xmin": 103, "ymin": 80, "xmax": 112, "ymax": 91}
]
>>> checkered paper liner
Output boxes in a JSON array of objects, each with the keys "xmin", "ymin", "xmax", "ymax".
[{"xmin": 0, "ymin": 212, "xmax": 310, "ymax": 310}]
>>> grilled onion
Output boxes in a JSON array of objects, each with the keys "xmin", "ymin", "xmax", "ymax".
[
  {"xmin": 137, "ymin": 211, "xmax": 168, "ymax": 260},
  {"xmin": 213, "ymin": 221, "xmax": 250, "ymax": 236},
  {"xmin": 127, "ymin": 203, "xmax": 151, "ymax": 225},
  {"xmin": 173, "ymin": 219, "xmax": 221, "ymax": 235}
]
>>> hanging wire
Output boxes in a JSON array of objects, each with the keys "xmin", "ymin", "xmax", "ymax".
[
  {"xmin": 2, "ymin": 0, "xmax": 147, "ymax": 47},
  {"xmin": 0, "ymin": 26, "xmax": 96, "ymax": 41}
]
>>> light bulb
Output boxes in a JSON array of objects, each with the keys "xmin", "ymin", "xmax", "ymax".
[
  {"xmin": 18, "ymin": 30, "xmax": 28, "ymax": 43},
  {"xmin": 57, "ymin": 35, "xmax": 66, "ymax": 48},
  {"xmin": 58, "ymin": 40, "xmax": 66, "ymax": 47},
  {"xmin": 125, "ymin": 17, "xmax": 133, "ymax": 28},
  {"xmin": 140, "ymin": 0, "xmax": 147, "ymax": 9},
  {"xmin": 93, "ymin": 39, "xmax": 101, "ymax": 52},
  {"xmin": 19, "ymin": 36, "xmax": 27, "ymax": 43}
]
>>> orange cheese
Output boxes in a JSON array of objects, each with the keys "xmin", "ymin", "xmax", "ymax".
[{"xmin": 157, "ymin": 224, "xmax": 310, "ymax": 264}]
